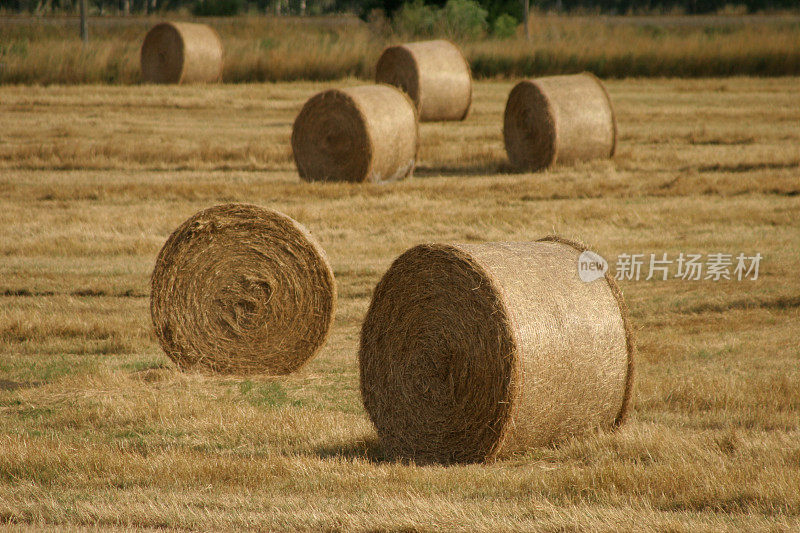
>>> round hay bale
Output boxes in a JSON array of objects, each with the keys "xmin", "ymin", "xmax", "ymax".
[
  {"xmin": 375, "ymin": 40, "xmax": 472, "ymax": 122},
  {"xmin": 503, "ymin": 73, "xmax": 617, "ymax": 172},
  {"xmin": 291, "ymin": 85, "xmax": 418, "ymax": 183},
  {"xmin": 140, "ymin": 22, "xmax": 223, "ymax": 84},
  {"xmin": 359, "ymin": 237, "xmax": 634, "ymax": 464},
  {"xmin": 150, "ymin": 203, "xmax": 336, "ymax": 375}
]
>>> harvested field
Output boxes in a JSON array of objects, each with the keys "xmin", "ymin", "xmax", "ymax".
[{"xmin": 0, "ymin": 77, "xmax": 798, "ymax": 530}]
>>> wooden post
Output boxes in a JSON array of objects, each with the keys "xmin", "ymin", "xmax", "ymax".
[
  {"xmin": 523, "ymin": 0, "xmax": 530, "ymax": 42},
  {"xmin": 79, "ymin": 0, "xmax": 88, "ymax": 44}
]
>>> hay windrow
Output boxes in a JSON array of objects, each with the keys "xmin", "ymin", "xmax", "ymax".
[
  {"xmin": 291, "ymin": 85, "xmax": 418, "ymax": 183},
  {"xmin": 503, "ymin": 72, "xmax": 617, "ymax": 171},
  {"xmin": 359, "ymin": 237, "xmax": 633, "ymax": 464},
  {"xmin": 140, "ymin": 22, "xmax": 223, "ymax": 84},
  {"xmin": 150, "ymin": 203, "xmax": 336, "ymax": 375},
  {"xmin": 376, "ymin": 40, "xmax": 472, "ymax": 122}
]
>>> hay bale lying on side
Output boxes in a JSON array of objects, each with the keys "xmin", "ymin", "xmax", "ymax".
[
  {"xmin": 140, "ymin": 22, "xmax": 223, "ymax": 84},
  {"xmin": 503, "ymin": 73, "xmax": 617, "ymax": 171},
  {"xmin": 150, "ymin": 203, "xmax": 336, "ymax": 375},
  {"xmin": 359, "ymin": 237, "xmax": 634, "ymax": 464},
  {"xmin": 375, "ymin": 40, "xmax": 472, "ymax": 122},
  {"xmin": 291, "ymin": 85, "xmax": 418, "ymax": 183}
]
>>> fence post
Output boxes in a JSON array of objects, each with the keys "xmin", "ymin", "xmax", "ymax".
[
  {"xmin": 80, "ymin": 0, "xmax": 88, "ymax": 44},
  {"xmin": 523, "ymin": 0, "xmax": 530, "ymax": 42}
]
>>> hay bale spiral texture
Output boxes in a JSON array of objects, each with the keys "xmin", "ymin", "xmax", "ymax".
[
  {"xmin": 151, "ymin": 203, "xmax": 336, "ymax": 374},
  {"xmin": 141, "ymin": 22, "xmax": 223, "ymax": 84},
  {"xmin": 375, "ymin": 40, "xmax": 472, "ymax": 122},
  {"xmin": 503, "ymin": 73, "xmax": 617, "ymax": 171},
  {"xmin": 359, "ymin": 237, "xmax": 634, "ymax": 464},
  {"xmin": 291, "ymin": 85, "xmax": 418, "ymax": 183}
]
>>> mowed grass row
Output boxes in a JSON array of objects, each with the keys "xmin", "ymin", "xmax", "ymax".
[
  {"xmin": 0, "ymin": 79, "xmax": 799, "ymax": 530},
  {"xmin": 2, "ymin": 14, "xmax": 800, "ymax": 84},
  {"xmin": 2, "ymin": 78, "xmax": 799, "ymax": 176}
]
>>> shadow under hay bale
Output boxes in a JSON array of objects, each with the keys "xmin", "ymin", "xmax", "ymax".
[
  {"xmin": 291, "ymin": 85, "xmax": 418, "ymax": 183},
  {"xmin": 359, "ymin": 236, "xmax": 634, "ymax": 464},
  {"xmin": 376, "ymin": 39, "xmax": 472, "ymax": 122},
  {"xmin": 412, "ymin": 160, "xmax": 515, "ymax": 178},
  {"xmin": 150, "ymin": 203, "xmax": 336, "ymax": 375},
  {"xmin": 313, "ymin": 437, "xmax": 386, "ymax": 463},
  {"xmin": 140, "ymin": 21, "xmax": 223, "ymax": 84},
  {"xmin": 503, "ymin": 73, "xmax": 617, "ymax": 172}
]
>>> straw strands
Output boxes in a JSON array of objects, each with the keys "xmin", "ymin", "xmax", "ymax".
[
  {"xmin": 359, "ymin": 236, "xmax": 634, "ymax": 464},
  {"xmin": 291, "ymin": 85, "xmax": 418, "ymax": 183},
  {"xmin": 503, "ymin": 73, "xmax": 617, "ymax": 171},
  {"xmin": 140, "ymin": 22, "xmax": 224, "ymax": 84},
  {"xmin": 150, "ymin": 203, "xmax": 336, "ymax": 374},
  {"xmin": 376, "ymin": 40, "xmax": 472, "ymax": 122}
]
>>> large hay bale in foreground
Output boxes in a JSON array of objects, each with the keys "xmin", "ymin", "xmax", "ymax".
[
  {"xmin": 359, "ymin": 237, "xmax": 634, "ymax": 464},
  {"xmin": 150, "ymin": 203, "xmax": 336, "ymax": 374},
  {"xmin": 291, "ymin": 85, "xmax": 418, "ymax": 183},
  {"xmin": 504, "ymin": 73, "xmax": 617, "ymax": 171},
  {"xmin": 140, "ymin": 22, "xmax": 223, "ymax": 84},
  {"xmin": 375, "ymin": 40, "xmax": 472, "ymax": 122}
]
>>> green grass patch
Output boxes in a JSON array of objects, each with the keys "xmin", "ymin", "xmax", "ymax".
[{"xmin": 238, "ymin": 380, "xmax": 303, "ymax": 409}]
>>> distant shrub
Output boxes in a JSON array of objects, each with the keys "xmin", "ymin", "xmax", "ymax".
[
  {"xmin": 491, "ymin": 13, "xmax": 518, "ymax": 39},
  {"xmin": 192, "ymin": 0, "xmax": 243, "ymax": 16},
  {"xmin": 393, "ymin": 0, "xmax": 488, "ymax": 39},
  {"xmin": 441, "ymin": 0, "xmax": 488, "ymax": 40},
  {"xmin": 393, "ymin": 0, "xmax": 439, "ymax": 37}
]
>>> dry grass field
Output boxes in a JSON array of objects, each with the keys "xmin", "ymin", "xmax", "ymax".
[
  {"xmin": 2, "ymin": 14, "xmax": 800, "ymax": 84},
  {"xmin": 1, "ymin": 77, "xmax": 799, "ymax": 530}
]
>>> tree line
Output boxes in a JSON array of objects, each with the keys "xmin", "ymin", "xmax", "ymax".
[{"xmin": 1, "ymin": 0, "xmax": 796, "ymax": 18}]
